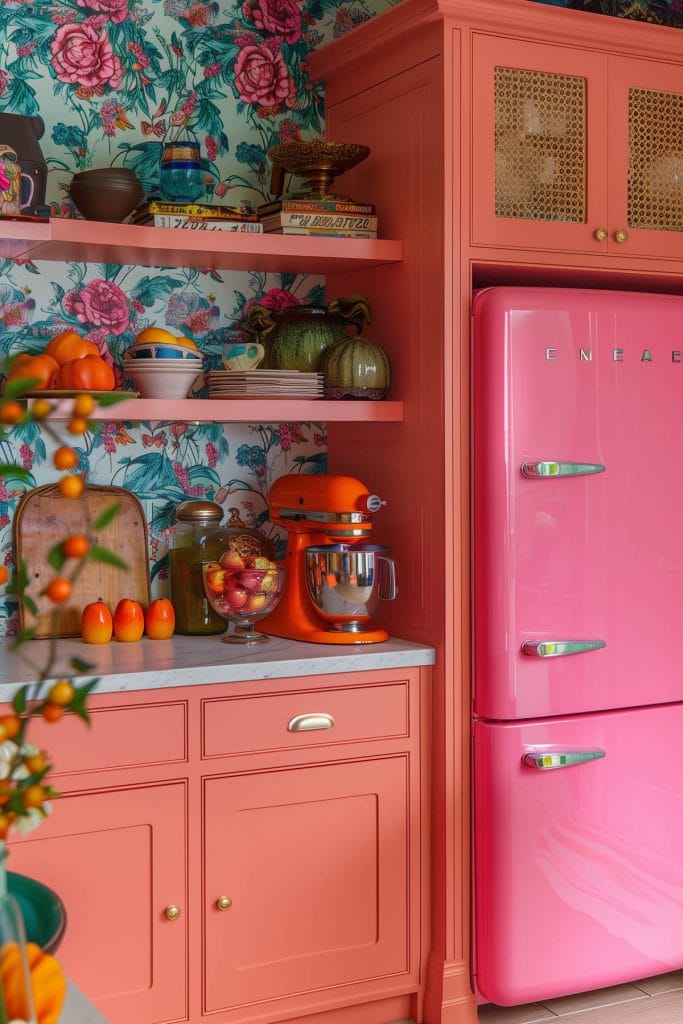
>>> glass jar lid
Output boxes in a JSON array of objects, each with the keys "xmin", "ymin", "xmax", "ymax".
[{"xmin": 174, "ymin": 500, "xmax": 223, "ymax": 523}]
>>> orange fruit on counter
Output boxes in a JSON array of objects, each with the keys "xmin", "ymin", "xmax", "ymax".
[
  {"xmin": 113, "ymin": 597, "xmax": 145, "ymax": 642},
  {"xmin": 145, "ymin": 597, "xmax": 176, "ymax": 640},
  {"xmin": 81, "ymin": 598, "xmax": 113, "ymax": 645},
  {"xmin": 6, "ymin": 353, "xmax": 59, "ymax": 390},
  {"xmin": 45, "ymin": 330, "xmax": 99, "ymax": 366},
  {"xmin": 134, "ymin": 326, "xmax": 177, "ymax": 345},
  {"xmin": 57, "ymin": 354, "xmax": 115, "ymax": 391}
]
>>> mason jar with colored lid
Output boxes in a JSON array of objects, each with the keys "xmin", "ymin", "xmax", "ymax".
[{"xmin": 168, "ymin": 500, "xmax": 225, "ymax": 635}]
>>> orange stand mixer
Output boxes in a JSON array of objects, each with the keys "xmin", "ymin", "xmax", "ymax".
[{"xmin": 260, "ymin": 474, "xmax": 396, "ymax": 644}]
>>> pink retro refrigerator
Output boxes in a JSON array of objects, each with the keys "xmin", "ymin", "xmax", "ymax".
[{"xmin": 472, "ymin": 287, "xmax": 683, "ymax": 1007}]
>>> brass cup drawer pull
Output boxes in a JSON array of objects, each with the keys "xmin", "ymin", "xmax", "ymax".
[
  {"xmin": 164, "ymin": 905, "xmax": 181, "ymax": 921},
  {"xmin": 594, "ymin": 227, "xmax": 608, "ymax": 242},
  {"xmin": 614, "ymin": 229, "xmax": 629, "ymax": 243},
  {"xmin": 287, "ymin": 713, "xmax": 336, "ymax": 732},
  {"xmin": 216, "ymin": 896, "xmax": 232, "ymax": 911}
]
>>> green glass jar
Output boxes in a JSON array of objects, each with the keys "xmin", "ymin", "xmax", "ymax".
[{"xmin": 168, "ymin": 500, "xmax": 225, "ymax": 635}]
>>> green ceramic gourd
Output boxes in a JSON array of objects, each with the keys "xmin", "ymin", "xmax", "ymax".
[
  {"xmin": 244, "ymin": 295, "xmax": 371, "ymax": 372},
  {"xmin": 320, "ymin": 333, "xmax": 392, "ymax": 400}
]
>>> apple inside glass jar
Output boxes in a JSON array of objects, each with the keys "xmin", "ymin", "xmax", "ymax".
[{"xmin": 202, "ymin": 553, "xmax": 284, "ymax": 644}]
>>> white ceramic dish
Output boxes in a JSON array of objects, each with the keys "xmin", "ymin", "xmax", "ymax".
[{"xmin": 123, "ymin": 363, "xmax": 202, "ymax": 399}]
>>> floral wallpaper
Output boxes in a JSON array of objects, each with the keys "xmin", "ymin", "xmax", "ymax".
[
  {"xmin": 530, "ymin": 0, "xmax": 683, "ymax": 27},
  {"xmin": 0, "ymin": 0, "xmax": 396, "ymax": 636}
]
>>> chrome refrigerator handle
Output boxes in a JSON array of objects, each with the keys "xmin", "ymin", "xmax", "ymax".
[
  {"xmin": 523, "ymin": 750, "xmax": 606, "ymax": 771},
  {"xmin": 521, "ymin": 461, "xmax": 605, "ymax": 478},
  {"xmin": 521, "ymin": 640, "xmax": 606, "ymax": 658}
]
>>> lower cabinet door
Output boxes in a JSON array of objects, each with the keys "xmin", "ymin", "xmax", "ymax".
[
  {"xmin": 9, "ymin": 782, "xmax": 187, "ymax": 1024},
  {"xmin": 203, "ymin": 756, "xmax": 410, "ymax": 1014}
]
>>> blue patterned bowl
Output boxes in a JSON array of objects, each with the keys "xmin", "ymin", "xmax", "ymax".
[{"xmin": 127, "ymin": 342, "xmax": 202, "ymax": 361}]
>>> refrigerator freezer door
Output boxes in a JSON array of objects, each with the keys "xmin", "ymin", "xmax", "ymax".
[
  {"xmin": 473, "ymin": 286, "xmax": 683, "ymax": 720},
  {"xmin": 474, "ymin": 707, "xmax": 683, "ymax": 1006}
]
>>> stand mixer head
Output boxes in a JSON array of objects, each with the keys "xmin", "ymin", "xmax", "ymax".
[{"xmin": 260, "ymin": 474, "xmax": 394, "ymax": 644}]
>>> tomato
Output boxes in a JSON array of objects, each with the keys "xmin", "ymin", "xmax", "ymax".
[
  {"xmin": 113, "ymin": 598, "xmax": 144, "ymax": 642},
  {"xmin": 57, "ymin": 354, "xmax": 115, "ymax": 392},
  {"xmin": 45, "ymin": 330, "xmax": 99, "ymax": 366},
  {"xmin": 80, "ymin": 598, "xmax": 113, "ymax": 645},
  {"xmin": 145, "ymin": 598, "xmax": 176, "ymax": 640},
  {"xmin": 7, "ymin": 353, "xmax": 59, "ymax": 390}
]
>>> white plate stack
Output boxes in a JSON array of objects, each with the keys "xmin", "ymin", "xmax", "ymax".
[{"xmin": 207, "ymin": 370, "xmax": 324, "ymax": 399}]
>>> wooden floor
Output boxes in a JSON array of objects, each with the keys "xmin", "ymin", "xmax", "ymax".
[{"xmin": 478, "ymin": 971, "xmax": 683, "ymax": 1024}]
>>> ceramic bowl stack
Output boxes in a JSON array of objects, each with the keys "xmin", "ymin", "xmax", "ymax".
[{"xmin": 123, "ymin": 342, "xmax": 203, "ymax": 399}]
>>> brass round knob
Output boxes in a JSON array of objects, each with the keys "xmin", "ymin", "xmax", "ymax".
[
  {"xmin": 216, "ymin": 896, "xmax": 232, "ymax": 911},
  {"xmin": 614, "ymin": 229, "xmax": 629, "ymax": 244},
  {"xmin": 594, "ymin": 227, "xmax": 608, "ymax": 242},
  {"xmin": 164, "ymin": 905, "xmax": 181, "ymax": 921}
]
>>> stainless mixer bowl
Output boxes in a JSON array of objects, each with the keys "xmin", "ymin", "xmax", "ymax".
[{"xmin": 305, "ymin": 544, "xmax": 397, "ymax": 632}]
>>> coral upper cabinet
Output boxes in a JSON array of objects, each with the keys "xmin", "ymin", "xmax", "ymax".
[{"xmin": 472, "ymin": 33, "xmax": 683, "ymax": 259}]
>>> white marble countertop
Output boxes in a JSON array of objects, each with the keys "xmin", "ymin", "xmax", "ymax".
[{"xmin": 0, "ymin": 633, "xmax": 436, "ymax": 697}]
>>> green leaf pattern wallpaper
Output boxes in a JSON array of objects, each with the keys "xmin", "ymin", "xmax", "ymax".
[{"xmin": 0, "ymin": 0, "xmax": 397, "ymax": 636}]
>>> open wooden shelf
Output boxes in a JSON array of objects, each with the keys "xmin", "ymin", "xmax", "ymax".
[
  {"xmin": 29, "ymin": 396, "xmax": 404, "ymax": 423},
  {"xmin": 1, "ymin": 218, "xmax": 403, "ymax": 274}
]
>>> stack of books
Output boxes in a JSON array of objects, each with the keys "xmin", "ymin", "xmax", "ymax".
[
  {"xmin": 131, "ymin": 200, "xmax": 263, "ymax": 233},
  {"xmin": 258, "ymin": 196, "xmax": 377, "ymax": 238}
]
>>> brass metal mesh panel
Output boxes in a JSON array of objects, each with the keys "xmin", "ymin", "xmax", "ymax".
[
  {"xmin": 494, "ymin": 66, "xmax": 586, "ymax": 222},
  {"xmin": 628, "ymin": 87, "xmax": 683, "ymax": 232}
]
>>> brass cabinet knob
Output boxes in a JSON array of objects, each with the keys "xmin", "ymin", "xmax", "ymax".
[
  {"xmin": 614, "ymin": 229, "xmax": 629, "ymax": 243},
  {"xmin": 593, "ymin": 227, "xmax": 608, "ymax": 242},
  {"xmin": 164, "ymin": 905, "xmax": 181, "ymax": 921},
  {"xmin": 216, "ymin": 896, "xmax": 233, "ymax": 911}
]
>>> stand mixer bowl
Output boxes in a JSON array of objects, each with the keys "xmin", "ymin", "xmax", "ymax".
[{"xmin": 304, "ymin": 544, "xmax": 397, "ymax": 633}]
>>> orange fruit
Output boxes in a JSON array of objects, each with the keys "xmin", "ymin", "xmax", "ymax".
[
  {"xmin": 41, "ymin": 703, "xmax": 62, "ymax": 723},
  {"xmin": 6, "ymin": 353, "xmax": 59, "ymax": 390},
  {"xmin": 145, "ymin": 597, "xmax": 176, "ymax": 640},
  {"xmin": 58, "ymin": 474, "xmax": 84, "ymax": 499},
  {"xmin": 22, "ymin": 785, "xmax": 46, "ymax": 808},
  {"xmin": 53, "ymin": 446, "xmax": 78, "ymax": 471},
  {"xmin": 48, "ymin": 680, "xmax": 75, "ymax": 706},
  {"xmin": 0, "ymin": 401, "xmax": 23, "ymax": 425},
  {"xmin": 134, "ymin": 326, "xmax": 177, "ymax": 345},
  {"xmin": 73, "ymin": 393, "xmax": 95, "ymax": 417},
  {"xmin": 67, "ymin": 416, "xmax": 89, "ymax": 435},
  {"xmin": 30, "ymin": 398, "xmax": 53, "ymax": 420},
  {"xmin": 175, "ymin": 336, "xmax": 198, "ymax": 349},
  {"xmin": 24, "ymin": 752, "xmax": 46, "ymax": 774},
  {"xmin": 45, "ymin": 578, "xmax": 72, "ymax": 603},
  {"xmin": 62, "ymin": 534, "xmax": 89, "ymax": 559},
  {"xmin": 0, "ymin": 567, "xmax": 8, "ymax": 587},
  {"xmin": 45, "ymin": 330, "xmax": 99, "ymax": 366},
  {"xmin": 0, "ymin": 715, "xmax": 21, "ymax": 740},
  {"xmin": 113, "ymin": 598, "xmax": 145, "ymax": 642},
  {"xmin": 81, "ymin": 598, "xmax": 113, "ymax": 644}
]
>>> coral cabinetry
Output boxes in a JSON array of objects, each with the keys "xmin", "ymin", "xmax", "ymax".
[
  {"xmin": 472, "ymin": 34, "xmax": 683, "ymax": 259},
  {"xmin": 6, "ymin": 666, "xmax": 428, "ymax": 1024}
]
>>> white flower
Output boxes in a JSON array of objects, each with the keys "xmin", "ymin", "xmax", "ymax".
[
  {"xmin": 13, "ymin": 805, "xmax": 51, "ymax": 837},
  {"xmin": 0, "ymin": 741, "xmax": 19, "ymax": 782}
]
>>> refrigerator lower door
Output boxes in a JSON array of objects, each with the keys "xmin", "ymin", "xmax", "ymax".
[{"xmin": 474, "ymin": 706, "xmax": 683, "ymax": 1006}]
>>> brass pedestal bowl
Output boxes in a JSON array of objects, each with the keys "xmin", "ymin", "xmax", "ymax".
[{"xmin": 268, "ymin": 140, "xmax": 370, "ymax": 201}]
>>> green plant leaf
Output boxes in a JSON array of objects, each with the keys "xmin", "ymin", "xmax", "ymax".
[
  {"xmin": 3, "ymin": 376, "xmax": 40, "ymax": 398},
  {"xmin": 76, "ymin": 678, "xmax": 99, "ymax": 697},
  {"xmin": 70, "ymin": 656, "xmax": 94, "ymax": 674},
  {"xmin": 12, "ymin": 687, "xmax": 27, "ymax": 715},
  {"xmin": 92, "ymin": 502, "xmax": 121, "ymax": 531},
  {"xmin": 0, "ymin": 462, "xmax": 30, "ymax": 482},
  {"xmin": 11, "ymin": 626, "xmax": 37, "ymax": 648},
  {"xmin": 47, "ymin": 542, "xmax": 67, "ymax": 572},
  {"xmin": 22, "ymin": 594, "xmax": 38, "ymax": 616},
  {"xmin": 88, "ymin": 545, "xmax": 127, "ymax": 569},
  {"xmin": 96, "ymin": 392, "xmax": 134, "ymax": 407}
]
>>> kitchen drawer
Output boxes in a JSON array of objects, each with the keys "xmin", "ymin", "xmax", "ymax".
[
  {"xmin": 31, "ymin": 701, "xmax": 187, "ymax": 776},
  {"xmin": 201, "ymin": 679, "xmax": 410, "ymax": 758}
]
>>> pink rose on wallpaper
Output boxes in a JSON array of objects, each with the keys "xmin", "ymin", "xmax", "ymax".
[
  {"xmin": 243, "ymin": 288, "xmax": 300, "ymax": 317},
  {"xmin": 64, "ymin": 279, "xmax": 130, "ymax": 335},
  {"xmin": 242, "ymin": 0, "xmax": 303, "ymax": 44},
  {"xmin": 50, "ymin": 23, "xmax": 123, "ymax": 89},
  {"xmin": 76, "ymin": 0, "xmax": 130, "ymax": 22},
  {"xmin": 234, "ymin": 44, "xmax": 290, "ymax": 108}
]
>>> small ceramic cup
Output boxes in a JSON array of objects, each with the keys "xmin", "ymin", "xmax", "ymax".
[{"xmin": 222, "ymin": 341, "xmax": 265, "ymax": 371}]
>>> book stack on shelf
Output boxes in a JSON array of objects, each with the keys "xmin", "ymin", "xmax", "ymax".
[
  {"xmin": 258, "ymin": 196, "xmax": 377, "ymax": 238},
  {"xmin": 131, "ymin": 200, "xmax": 263, "ymax": 232}
]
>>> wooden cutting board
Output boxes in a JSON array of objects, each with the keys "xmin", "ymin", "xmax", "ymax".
[{"xmin": 13, "ymin": 483, "xmax": 150, "ymax": 638}]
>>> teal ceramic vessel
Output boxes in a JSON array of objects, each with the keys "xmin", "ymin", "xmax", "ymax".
[{"xmin": 8, "ymin": 871, "xmax": 66, "ymax": 953}]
